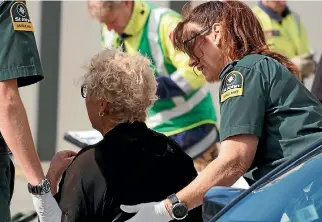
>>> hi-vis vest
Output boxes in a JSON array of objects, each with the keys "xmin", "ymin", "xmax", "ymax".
[
  {"xmin": 101, "ymin": 3, "xmax": 217, "ymax": 136},
  {"xmin": 253, "ymin": 6, "xmax": 310, "ymax": 59}
]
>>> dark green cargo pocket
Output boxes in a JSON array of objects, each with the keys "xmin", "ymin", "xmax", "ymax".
[{"xmin": 0, "ymin": 1, "xmax": 43, "ymax": 87}]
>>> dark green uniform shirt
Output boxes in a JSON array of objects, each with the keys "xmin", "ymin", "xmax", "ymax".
[
  {"xmin": 0, "ymin": 1, "xmax": 43, "ymax": 145},
  {"xmin": 0, "ymin": 1, "xmax": 43, "ymax": 86},
  {"xmin": 0, "ymin": 0, "xmax": 43, "ymax": 153},
  {"xmin": 219, "ymin": 54, "xmax": 322, "ymax": 183}
]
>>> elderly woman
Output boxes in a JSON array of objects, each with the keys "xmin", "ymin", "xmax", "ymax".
[
  {"xmin": 43, "ymin": 48, "xmax": 203, "ymax": 222},
  {"xmin": 120, "ymin": 1, "xmax": 322, "ymax": 222}
]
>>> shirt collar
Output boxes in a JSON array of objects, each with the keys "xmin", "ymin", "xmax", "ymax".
[
  {"xmin": 219, "ymin": 60, "xmax": 239, "ymax": 80},
  {"xmin": 123, "ymin": 0, "xmax": 150, "ymax": 36},
  {"xmin": 258, "ymin": 1, "xmax": 291, "ymax": 23}
]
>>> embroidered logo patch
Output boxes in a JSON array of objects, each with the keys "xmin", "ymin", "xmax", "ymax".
[
  {"xmin": 10, "ymin": 2, "xmax": 34, "ymax": 32},
  {"xmin": 220, "ymin": 71, "xmax": 244, "ymax": 103}
]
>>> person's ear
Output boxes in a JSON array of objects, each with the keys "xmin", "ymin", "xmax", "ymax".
[
  {"xmin": 98, "ymin": 100, "xmax": 108, "ymax": 116},
  {"xmin": 212, "ymin": 23, "xmax": 222, "ymax": 47}
]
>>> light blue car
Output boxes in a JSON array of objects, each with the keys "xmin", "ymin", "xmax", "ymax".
[{"xmin": 203, "ymin": 138, "xmax": 322, "ymax": 222}]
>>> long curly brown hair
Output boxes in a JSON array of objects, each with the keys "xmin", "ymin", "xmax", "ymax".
[{"xmin": 172, "ymin": 1, "xmax": 299, "ymax": 75}]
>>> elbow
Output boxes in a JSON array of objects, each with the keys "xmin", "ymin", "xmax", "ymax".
[
  {"xmin": 0, "ymin": 93, "xmax": 21, "ymax": 109},
  {"xmin": 222, "ymin": 156, "xmax": 250, "ymax": 185},
  {"xmin": 231, "ymin": 160, "xmax": 248, "ymax": 179},
  {"xmin": 0, "ymin": 87, "xmax": 21, "ymax": 115}
]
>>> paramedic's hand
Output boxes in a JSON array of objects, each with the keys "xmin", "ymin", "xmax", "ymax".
[
  {"xmin": 47, "ymin": 150, "xmax": 77, "ymax": 183},
  {"xmin": 47, "ymin": 150, "xmax": 77, "ymax": 195},
  {"xmin": 121, "ymin": 201, "xmax": 173, "ymax": 222},
  {"xmin": 31, "ymin": 192, "xmax": 62, "ymax": 222},
  {"xmin": 291, "ymin": 54, "xmax": 316, "ymax": 79}
]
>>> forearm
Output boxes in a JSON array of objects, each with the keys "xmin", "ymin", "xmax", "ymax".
[
  {"xmin": 0, "ymin": 96, "xmax": 45, "ymax": 185},
  {"xmin": 176, "ymin": 155, "xmax": 245, "ymax": 210}
]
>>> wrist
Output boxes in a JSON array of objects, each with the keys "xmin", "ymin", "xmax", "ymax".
[
  {"xmin": 155, "ymin": 201, "xmax": 173, "ymax": 221},
  {"xmin": 29, "ymin": 177, "xmax": 45, "ymax": 186},
  {"xmin": 46, "ymin": 169, "xmax": 59, "ymax": 185},
  {"xmin": 164, "ymin": 199, "xmax": 172, "ymax": 216},
  {"xmin": 28, "ymin": 178, "xmax": 52, "ymax": 195},
  {"xmin": 166, "ymin": 194, "xmax": 189, "ymax": 220},
  {"xmin": 28, "ymin": 173, "xmax": 46, "ymax": 186}
]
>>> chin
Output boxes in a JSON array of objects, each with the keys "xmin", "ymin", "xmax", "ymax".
[
  {"xmin": 204, "ymin": 73, "xmax": 215, "ymax": 83},
  {"xmin": 206, "ymin": 73, "xmax": 221, "ymax": 83}
]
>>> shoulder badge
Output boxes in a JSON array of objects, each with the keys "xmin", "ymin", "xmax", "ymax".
[
  {"xmin": 10, "ymin": 2, "xmax": 34, "ymax": 32},
  {"xmin": 220, "ymin": 71, "xmax": 244, "ymax": 103}
]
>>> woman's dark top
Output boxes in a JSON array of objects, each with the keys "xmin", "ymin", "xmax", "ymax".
[{"xmin": 54, "ymin": 122, "xmax": 203, "ymax": 222}]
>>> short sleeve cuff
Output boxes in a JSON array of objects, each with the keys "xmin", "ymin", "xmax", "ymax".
[
  {"xmin": 220, "ymin": 124, "xmax": 262, "ymax": 142},
  {"xmin": 0, "ymin": 65, "xmax": 43, "ymax": 87}
]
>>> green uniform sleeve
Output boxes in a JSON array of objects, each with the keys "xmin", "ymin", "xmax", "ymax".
[
  {"xmin": 0, "ymin": 1, "xmax": 43, "ymax": 87},
  {"xmin": 219, "ymin": 65, "xmax": 267, "ymax": 142}
]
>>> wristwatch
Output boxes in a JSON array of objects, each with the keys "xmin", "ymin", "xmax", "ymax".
[
  {"xmin": 27, "ymin": 178, "xmax": 51, "ymax": 195},
  {"xmin": 167, "ymin": 194, "xmax": 188, "ymax": 220}
]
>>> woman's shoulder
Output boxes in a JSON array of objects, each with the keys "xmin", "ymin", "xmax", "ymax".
[
  {"xmin": 235, "ymin": 54, "xmax": 272, "ymax": 69},
  {"xmin": 62, "ymin": 145, "xmax": 106, "ymax": 191},
  {"xmin": 67, "ymin": 146, "xmax": 98, "ymax": 171},
  {"xmin": 235, "ymin": 54, "xmax": 293, "ymax": 78},
  {"xmin": 73, "ymin": 137, "xmax": 108, "ymax": 161},
  {"xmin": 238, "ymin": 54, "xmax": 292, "ymax": 70},
  {"xmin": 220, "ymin": 54, "xmax": 271, "ymax": 82}
]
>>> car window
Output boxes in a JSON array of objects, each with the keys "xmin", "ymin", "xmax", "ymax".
[{"xmin": 217, "ymin": 151, "xmax": 322, "ymax": 222}]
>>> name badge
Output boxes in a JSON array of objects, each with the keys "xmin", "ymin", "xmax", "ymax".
[{"xmin": 10, "ymin": 2, "xmax": 35, "ymax": 32}]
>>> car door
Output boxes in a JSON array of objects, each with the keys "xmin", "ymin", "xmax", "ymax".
[{"xmin": 213, "ymin": 147, "xmax": 322, "ymax": 222}]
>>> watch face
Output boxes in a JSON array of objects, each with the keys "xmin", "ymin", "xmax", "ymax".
[
  {"xmin": 42, "ymin": 179, "xmax": 51, "ymax": 194},
  {"xmin": 173, "ymin": 203, "xmax": 188, "ymax": 220}
]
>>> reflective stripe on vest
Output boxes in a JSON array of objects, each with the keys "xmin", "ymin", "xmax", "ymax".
[
  {"xmin": 292, "ymin": 12, "xmax": 301, "ymax": 35},
  {"xmin": 147, "ymin": 85, "xmax": 209, "ymax": 128},
  {"xmin": 148, "ymin": 8, "xmax": 194, "ymax": 94}
]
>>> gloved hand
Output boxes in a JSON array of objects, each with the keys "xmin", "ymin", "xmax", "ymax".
[
  {"xmin": 31, "ymin": 192, "xmax": 62, "ymax": 222},
  {"xmin": 120, "ymin": 201, "xmax": 173, "ymax": 222},
  {"xmin": 290, "ymin": 54, "xmax": 316, "ymax": 79}
]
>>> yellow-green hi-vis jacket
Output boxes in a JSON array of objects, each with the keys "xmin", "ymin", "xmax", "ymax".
[{"xmin": 101, "ymin": 1, "xmax": 217, "ymax": 137}]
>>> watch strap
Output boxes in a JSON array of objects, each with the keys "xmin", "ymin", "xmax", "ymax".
[
  {"xmin": 28, "ymin": 178, "xmax": 51, "ymax": 195},
  {"xmin": 167, "ymin": 193, "xmax": 180, "ymax": 205},
  {"xmin": 167, "ymin": 194, "xmax": 188, "ymax": 220}
]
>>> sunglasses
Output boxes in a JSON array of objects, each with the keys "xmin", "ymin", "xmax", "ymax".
[
  {"xmin": 81, "ymin": 85, "xmax": 88, "ymax": 98},
  {"xmin": 183, "ymin": 24, "xmax": 214, "ymax": 50}
]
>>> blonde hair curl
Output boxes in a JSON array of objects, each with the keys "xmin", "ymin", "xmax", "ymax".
[{"xmin": 83, "ymin": 48, "xmax": 158, "ymax": 124}]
